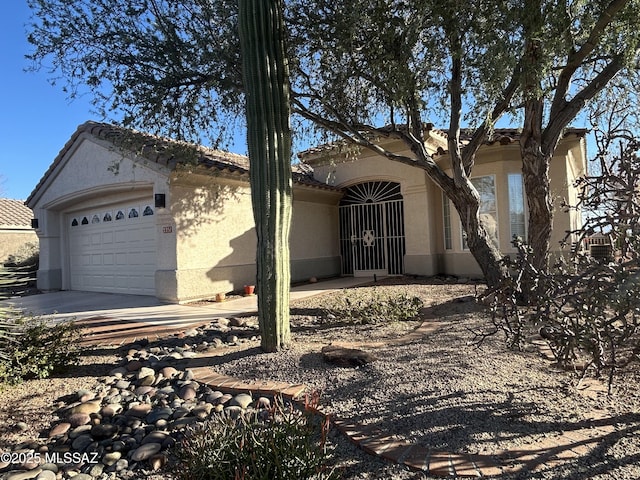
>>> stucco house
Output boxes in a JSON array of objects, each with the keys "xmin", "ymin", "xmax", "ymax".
[
  {"xmin": 0, "ymin": 198, "xmax": 37, "ymax": 264},
  {"xmin": 26, "ymin": 121, "xmax": 586, "ymax": 302},
  {"xmin": 304, "ymin": 126, "xmax": 586, "ymax": 278}
]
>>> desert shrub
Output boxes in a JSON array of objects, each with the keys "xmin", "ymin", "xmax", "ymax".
[
  {"xmin": 0, "ymin": 254, "xmax": 38, "ymax": 298},
  {"xmin": 174, "ymin": 394, "xmax": 337, "ymax": 480},
  {"xmin": 484, "ymin": 132, "xmax": 640, "ymax": 388},
  {"xmin": 486, "ymin": 238, "xmax": 640, "ymax": 389},
  {"xmin": 0, "ymin": 248, "xmax": 79, "ymax": 385},
  {"xmin": 5, "ymin": 242, "xmax": 39, "ymax": 268},
  {"xmin": 325, "ymin": 288, "xmax": 423, "ymax": 325},
  {"xmin": 0, "ymin": 268, "xmax": 30, "ymax": 366},
  {"xmin": 0, "ymin": 316, "xmax": 82, "ymax": 385},
  {"xmin": 0, "ymin": 308, "xmax": 21, "ymax": 362}
]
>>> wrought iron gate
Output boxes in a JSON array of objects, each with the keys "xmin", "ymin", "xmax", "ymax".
[{"xmin": 339, "ymin": 181, "xmax": 405, "ymax": 276}]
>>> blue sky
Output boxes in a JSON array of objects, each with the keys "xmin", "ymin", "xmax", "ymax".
[
  {"xmin": 0, "ymin": 2, "xmax": 596, "ymax": 202},
  {"xmin": 0, "ymin": 2, "xmax": 100, "ymax": 200},
  {"xmin": 0, "ymin": 2, "xmax": 250, "ymax": 202}
]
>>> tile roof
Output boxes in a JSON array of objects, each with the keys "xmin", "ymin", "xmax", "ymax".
[
  {"xmin": 27, "ymin": 121, "xmax": 340, "ymax": 205},
  {"xmin": 429, "ymin": 127, "xmax": 588, "ymax": 157},
  {"xmin": 298, "ymin": 123, "xmax": 445, "ymax": 158},
  {"xmin": 0, "ymin": 199, "xmax": 33, "ymax": 228},
  {"xmin": 456, "ymin": 127, "xmax": 588, "ymax": 145},
  {"xmin": 299, "ymin": 125, "xmax": 587, "ymax": 159}
]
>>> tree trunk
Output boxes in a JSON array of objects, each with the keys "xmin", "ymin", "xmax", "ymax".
[
  {"xmin": 519, "ymin": 1, "xmax": 552, "ymax": 285},
  {"xmin": 521, "ymin": 146, "xmax": 553, "ymax": 276},
  {"xmin": 448, "ymin": 189, "xmax": 509, "ymax": 288},
  {"xmin": 520, "ymin": 32, "xmax": 552, "ymax": 278},
  {"xmin": 238, "ymin": 0, "xmax": 292, "ymax": 352}
]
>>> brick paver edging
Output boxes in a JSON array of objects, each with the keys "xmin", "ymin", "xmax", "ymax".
[{"xmin": 184, "ymin": 319, "xmax": 618, "ymax": 478}]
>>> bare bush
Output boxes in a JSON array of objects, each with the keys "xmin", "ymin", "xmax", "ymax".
[{"xmin": 485, "ymin": 130, "xmax": 640, "ymax": 389}]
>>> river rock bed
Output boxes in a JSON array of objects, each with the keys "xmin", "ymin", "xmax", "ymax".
[{"xmin": 0, "ymin": 317, "xmax": 274, "ymax": 480}]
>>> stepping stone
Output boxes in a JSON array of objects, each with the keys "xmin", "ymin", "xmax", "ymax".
[
  {"xmin": 67, "ymin": 413, "xmax": 90, "ymax": 427},
  {"xmin": 321, "ymin": 345, "xmax": 377, "ymax": 367},
  {"xmin": 49, "ymin": 422, "xmax": 71, "ymax": 438},
  {"xmin": 69, "ymin": 400, "xmax": 101, "ymax": 415}
]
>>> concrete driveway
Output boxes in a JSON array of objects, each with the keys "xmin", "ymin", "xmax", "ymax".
[{"xmin": 1, "ymin": 276, "xmax": 371, "ymax": 327}]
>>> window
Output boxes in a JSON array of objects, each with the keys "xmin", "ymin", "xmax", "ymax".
[
  {"xmin": 103, "ymin": 212, "xmax": 113, "ymax": 222},
  {"xmin": 143, "ymin": 206, "xmax": 154, "ymax": 216},
  {"xmin": 81, "ymin": 216, "xmax": 89, "ymax": 225},
  {"xmin": 91, "ymin": 215, "xmax": 100, "ymax": 224},
  {"xmin": 115, "ymin": 210, "xmax": 125, "ymax": 220},
  {"xmin": 71, "ymin": 218, "xmax": 78, "ymax": 227},
  {"xmin": 462, "ymin": 175, "xmax": 498, "ymax": 249},
  {"xmin": 508, "ymin": 174, "xmax": 526, "ymax": 241},
  {"xmin": 442, "ymin": 192, "xmax": 452, "ymax": 250},
  {"xmin": 128, "ymin": 208, "xmax": 139, "ymax": 218}
]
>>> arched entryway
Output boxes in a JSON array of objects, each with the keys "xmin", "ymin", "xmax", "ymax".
[{"xmin": 339, "ymin": 181, "xmax": 406, "ymax": 276}]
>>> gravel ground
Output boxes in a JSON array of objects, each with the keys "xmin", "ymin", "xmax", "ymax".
[
  {"xmin": 213, "ymin": 278, "xmax": 640, "ymax": 480},
  {"xmin": 1, "ymin": 277, "xmax": 639, "ymax": 479},
  {"xmin": 0, "ymin": 352, "xmax": 119, "ymax": 452}
]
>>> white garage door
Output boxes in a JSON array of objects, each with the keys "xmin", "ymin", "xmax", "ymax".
[{"xmin": 68, "ymin": 202, "xmax": 157, "ymax": 295}]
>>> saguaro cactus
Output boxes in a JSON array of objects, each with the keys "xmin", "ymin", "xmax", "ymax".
[{"xmin": 239, "ymin": 0, "xmax": 292, "ymax": 351}]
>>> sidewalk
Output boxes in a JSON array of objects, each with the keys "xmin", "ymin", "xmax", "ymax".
[{"xmin": 2, "ymin": 276, "xmax": 371, "ymax": 345}]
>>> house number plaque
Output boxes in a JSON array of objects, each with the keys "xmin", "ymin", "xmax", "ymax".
[{"xmin": 163, "ymin": 226, "xmax": 173, "ymax": 233}]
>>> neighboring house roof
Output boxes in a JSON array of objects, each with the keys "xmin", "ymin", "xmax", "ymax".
[
  {"xmin": 0, "ymin": 199, "xmax": 33, "ymax": 229},
  {"xmin": 27, "ymin": 121, "xmax": 340, "ymax": 204}
]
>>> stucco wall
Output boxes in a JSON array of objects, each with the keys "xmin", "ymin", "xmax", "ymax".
[
  {"xmin": 30, "ymin": 130, "xmax": 344, "ymax": 301},
  {"xmin": 312, "ymin": 149, "xmax": 441, "ymax": 277},
  {"xmin": 439, "ymin": 146, "xmax": 524, "ymax": 254},
  {"xmin": 0, "ymin": 230, "xmax": 38, "ymax": 263},
  {"xmin": 550, "ymin": 139, "xmax": 586, "ymax": 251},
  {"xmin": 290, "ymin": 193, "xmax": 341, "ymax": 281},
  {"xmin": 30, "ymin": 136, "xmax": 170, "ymax": 211},
  {"xmin": 28, "ymin": 136, "xmax": 169, "ymax": 292},
  {"xmin": 164, "ymin": 175, "xmax": 342, "ymax": 302},
  {"xmin": 164, "ymin": 177, "xmax": 255, "ymax": 302},
  {"xmin": 438, "ymin": 138, "xmax": 586, "ymax": 278},
  {"xmin": 309, "ymin": 134, "xmax": 585, "ymax": 280}
]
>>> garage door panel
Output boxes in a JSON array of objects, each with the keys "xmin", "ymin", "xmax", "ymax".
[
  {"xmin": 114, "ymin": 229, "xmax": 129, "ymax": 244},
  {"xmin": 139, "ymin": 251, "xmax": 155, "ymax": 265},
  {"xmin": 68, "ymin": 203, "xmax": 156, "ymax": 295},
  {"xmin": 115, "ymin": 252, "xmax": 128, "ymax": 265}
]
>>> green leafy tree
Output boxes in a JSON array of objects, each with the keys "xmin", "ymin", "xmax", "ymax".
[
  {"xmin": 518, "ymin": 0, "xmax": 640, "ymax": 281},
  {"xmin": 287, "ymin": 0, "xmax": 520, "ymax": 286},
  {"xmin": 287, "ymin": 0, "xmax": 640, "ymax": 285},
  {"xmin": 26, "ymin": 0, "xmax": 640, "ymax": 291},
  {"xmin": 485, "ymin": 109, "xmax": 640, "ymax": 387}
]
